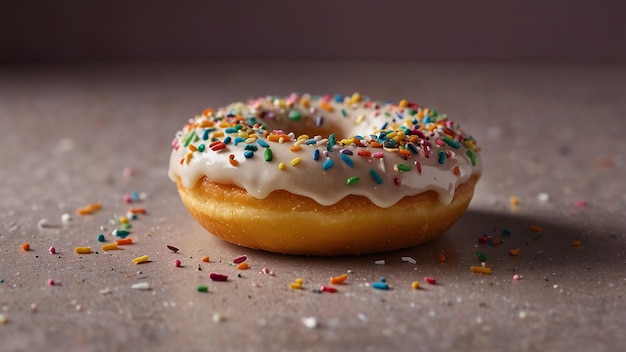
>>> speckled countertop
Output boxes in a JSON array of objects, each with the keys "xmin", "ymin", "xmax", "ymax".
[{"xmin": 0, "ymin": 62, "xmax": 624, "ymax": 352}]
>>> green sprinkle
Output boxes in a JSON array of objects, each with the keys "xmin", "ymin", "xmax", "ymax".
[
  {"xmin": 438, "ymin": 150, "xmax": 446, "ymax": 164},
  {"xmin": 397, "ymin": 163, "xmax": 411, "ymax": 172},
  {"xmin": 443, "ymin": 136, "xmax": 460, "ymax": 149},
  {"xmin": 475, "ymin": 251, "xmax": 488, "ymax": 262},
  {"xmin": 122, "ymin": 223, "xmax": 132, "ymax": 230},
  {"xmin": 97, "ymin": 234, "xmax": 106, "ymax": 242},
  {"xmin": 184, "ymin": 130, "xmax": 196, "ymax": 147},
  {"xmin": 288, "ymin": 110, "xmax": 302, "ymax": 121},
  {"xmin": 369, "ymin": 168, "xmax": 383, "ymax": 184},
  {"xmin": 346, "ymin": 176, "xmax": 360, "ymax": 185},
  {"xmin": 198, "ymin": 144, "xmax": 205, "ymax": 152},
  {"xmin": 341, "ymin": 109, "xmax": 347, "ymax": 117},
  {"xmin": 466, "ymin": 149, "xmax": 477, "ymax": 166},
  {"xmin": 327, "ymin": 134, "xmax": 336, "ymax": 152},
  {"xmin": 264, "ymin": 148, "xmax": 273, "ymax": 162},
  {"xmin": 197, "ymin": 285, "xmax": 209, "ymax": 293}
]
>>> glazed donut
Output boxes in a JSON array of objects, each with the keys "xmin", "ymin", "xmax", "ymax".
[{"xmin": 169, "ymin": 93, "xmax": 482, "ymax": 255}]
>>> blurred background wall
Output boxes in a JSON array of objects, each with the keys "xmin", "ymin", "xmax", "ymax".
[{"xmin": 1, "ymin": 0, "xmax": 624, "ymax": 63}]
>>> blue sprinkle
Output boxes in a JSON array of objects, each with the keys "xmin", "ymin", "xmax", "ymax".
[
  {"xmin": 372, "ymin": 281, "xmax": 389, "ymax": 290},
  {"xmin": 313, "ymin": 149, "xmax": 320, "ymax": 161},
  {"xmin": 224, "ymin": 127, "xmax": 238, "ymax": 134},
  {"xmin": 223, "ymin": 136, "xmax": 232, "ymax": 145},
  {"xmin": 406, "ymin": 143, "xmax": 419, "ymax": 154},
  {"xmin": 424, "ymin": 116, "xmax": 432, "ymax": 124},
  {"xmin": 130, "ymin": 191, "xmax": 140, "ymax": 201},
  {"xmin": 256, "ymin": 139, "xmax": 269, "ymax": 148},
  {"xmin": 340, "ymin": 153, "xmax": 354, "ymax": 167},
  {"xmin": 202, "ymin": 129, "xmax": 211, "ymax": 141},
  {"xmin": 305, "ymin": 139, "xmax": 317, "ymax": 145},
  {"xmin": 369, "ymin": 168, "xmax": 383, "ymax": 184},
  {"xmin": 502, "ymin": 228, "xmax": 512, "ymax": 236},
  {"xmin": 380, "ymin": 122, "xmax": 388, "ymax": 130},
  {"xmin": 334, "ymin": 94, "xmax": 343, "ymax": 103},
  {"xmin": 244, "ymin": 144, "xmax": 258, "ymax": 151},
  {"xmin": 243, "ymin": 150, "xmax": 254, "ymax": 158},
  {"xmin": 396, "ymin": 113, "xmax": 404, "ymax": 119},
  {"xmin": 233, "ymin": 137, "xmax": 245, "ymax": 146},
  {"xmin": 322, "ymin": 159, "xmax": 334, "ymax": 171},
  {"xmin": 438, "ymin": 150, "xmax": 446, "ymax": 164}
]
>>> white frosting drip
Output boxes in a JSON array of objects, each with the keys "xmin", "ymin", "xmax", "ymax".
[{"xmin": 168, "ymin": 93, "xmax": 482, "ymax": 208}]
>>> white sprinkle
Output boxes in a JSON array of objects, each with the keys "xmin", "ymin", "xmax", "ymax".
[
  {"xmin": 37, "ymin": 218, "xmax": 52, "ymax": 229},
  {"xmin": 212, "ymin": 313, "xmax": 226, "ymax": 323},
  {"xmin": 301, "ymin": 316, "xmax": 319, "ymax": 329},
  {"xmin": 537, "ymin": 193, "xmax": 550, "ymax": 202},
  {"xmin": 357, "ymin": 313, "xmax": 368, "ymax": 322},
  {"xmin": 99, "ymin": 287, "xmax": 112, "ymax": 295},
  {"xmin": 131, "ymin": 282, "xmax": 151, "ymax": 290},
  {"xmin": 374, "ymin": 260, "xmax": 386, "ymax": 265},
  {"xmin": 61, "ymin": 213, "xmax": 72, "ymax": 222},
  {"xmin": 519, "ymin": 311, "xmax": 527, "ymax": 319},
  {"xmin": 401, "ymin": 256, "xmax": 417, "ymax": 264}
]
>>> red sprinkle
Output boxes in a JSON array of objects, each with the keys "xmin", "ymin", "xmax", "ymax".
[
  {"xmin": 320, "ymin": 285, "xmax": 338, "ymax": 293},
  {"xmin": 166, "ymin": 245, "xmax": 179, "ymax": 252},
  {"xmin": 47, "ymin": 279, "xmax": 55, "ymax": 286},
  {"xmin": 174, "ymin": 259, "xmax": 182, "ymax": 267},
  {"xmin": 48, "ymin": 246, "xmax": 56, "ymax": 254},
  {"xmin": 232, "ymin": 255, "xmax": 247, "ymax": 264},
  {"xmin": 424, "ymin": 277, "xmax": 436, "ymax": 285},
  {"xmin": 209, "ymin": 272, "xmax": 228, "ymax": 281}
]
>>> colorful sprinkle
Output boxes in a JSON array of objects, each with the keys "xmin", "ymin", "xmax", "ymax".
[
  {"xmin": 209, "ymin": 272, "xmax": 228, "ymax": 281},
  {"xmin": 74, "ymin": 247, "xmax": 91, "ymax": 254},
  {"xmin": 174, "ymin": 259, "xmax": 182, "ymax": 267},
  {"xmin": 330, "ymin": 274, "xmax": 348, "ymax": 285},
  {"xmin": 264, "ymin": 148, "xmax": 273, "ymax": 161},
  {"xmin": 48, "ymin": 246, "xmax": 56, "ymax": 254},
  {"xmin": 369, "ymin": 168, "xmax": 383, "ymax": 184},
  {"xmin": 21, "ymin": 242, "xmax": 30, "ymax": 251},
  {"xmin": 322, "ymin": 158, "xmax": 334, "ymax": 171},
  {"xmin": 424, "ymin": 277, "xmax": 436, "ymax": 285},
  {"xmin": 132, "ymin": 255, "xmax": 150, "ymax": 264},
  {"xmin": 471, "ymin": 266, "xmax": 492, "ymax": 274},
  {"xmin": 346, "ymin": 176, "xmax": 360, "ymax": 185},
  {"xmin": 115, "ymin": 238, "xmax": 133, "ymax": 245},
  {"xmin": 101, "ymin": 243, "xmax": 119, "ymax": 251},
  {"xmin": 167, "ymin": 245, "xmax": 179, "ymax": 252},
  {"xmin": 197, "ymin": 285, "xmax": 209, "ymax": 293}
]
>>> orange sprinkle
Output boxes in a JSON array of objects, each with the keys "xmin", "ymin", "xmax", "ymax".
[
  {"xmin": 330, "ymin": 273, "xmax": 348, "ymax": 285},
  {"xmin": 370, "ymin": 141, "xmax": 383, "ymax": 148},
  {"xmin": 289, "ymin": 145, "xmax": 303, "ymax": 152},
  {"xmin": 228, "ymin": 154, "xmax": 239, "ymax": 166},
  {"xmin": 572, "ymin": 239, "xmax": 582, "ymax": 247},
  {"xmin": 357, "ymin": 150, "xmax": 371, "ymax": 157},
  {"xmin": 438, "ymin": 251, "xmax": 447, "ymax": 262},
  {"xmin": 268, "ymin": 134, "xmax": 292, "ymax": 142},
  {"xmin": 129, "ymin": 207, "xmax": 146, "ymax": 214},
  {"xmin": 509, "ymin": 248, "xmax": 521, "ymax": 256},
  {"xmin": 398, "ymin": 99, "xmax": 408, "ymax": 108},
  {"xmin": 201, "ymin": 256, "xmax": 210, "ymax": 262},
  {"xmin": 453, "ymin": 166, "xmax": 461, "ymax": 175},
  {"xmin": 76, "ymin": 203, "xmax": 102, "ymax": 215},
  {"xmin": 237, "ymin": 262, "xmax": 249, "ymax": 270},
  {"xmin": 320, "ymin": 101, "xmax": 333, "ymax": 112},
  {"xmin": 115, "ymin": 238, "xmax": 133, "ymax": 245},
  {"xmin": 202, "ymin": 108, "xmax": 215, "ymax": 117},
  {"xmin": 188, "ymin": 144, "xmax": 197, "ymax": 152},
  {"xmin": 21, "ymin": 242, "xmax": 30, "ymax": 251},
  {"xmin": 530, "ymin": 225, "xmax": 543, "ymax": 233},
  {"xmin": 509, "ymin": 196, "xmax": 520, "ymax": 206},
  {"xmin": 300, "ymin": 98, "xmax": 310, "ymax": 108}
]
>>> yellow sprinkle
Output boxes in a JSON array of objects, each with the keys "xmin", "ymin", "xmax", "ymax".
[
  {"xmin": 290, "ymin": 157, "xmax": 301, "ymax": 166},
  {"xmin": 132, "ymin": 255, "xmax": 150, "ymax": 264},
  {"xmin": 101, "ymin": 243, "xmax": 119, "ymax": 251},
  {"xmin": 293, "ymin": 140, "xmax": 305, "ymax": 147},
  {"xmin": 399, "ymin": 99, "xmax": 408, "ymax": 108},
  {"xmin": 289, "ymin": 282, "xmax": 302, "ymax": 290},
  {"xmin": 470, "ymin": 266, "xmax": 492, "ymax": 274},
  {"xmin": 212, "ymin": 131, "xmax": 225, "ymax": 139},
  {"xmin": 464, "ymin": 140, "xmax": 476, "ymax": 151},
  {"xmin": 278, "ymin": 137, "xmax": 285, "ymax": 144},
  {"xmin": 245, "ymin": 137, "xmax": 256, "ymax": 144},
  {"xmin": 349, "ymin": 92, "xmax": 361, "ymax": 104},
  {"xmin": 219, "ymin": 121, "xmax": 231, "ymax": 128},
  {"xmin": 411, "ymin": 281, "xmax": 420, "ymax": 289},
  {"xmin": 185, "ymin": 152, "xmax": 193, "ymax": 164},
  {"xmin": 510, "ymin": 196, "xmax": 520, "ymax": 206},
  {"xmin": 119, "ymin": 216, "xmax": 128, "ymax": 224},
  {"xmin": 295, "ymin": 278, "xmax": 304, "ymax": 284},
  {"xmin": 273, "ymin": 99, "xmax": 286, "ymax": 108},
  {"xmin": 74, "ymin": 246, "xmax": 92, "ymax": 254},
  {"xmin": 386, "ymin": 131, "xmax": 397, "ymax": 139},
  {"xmin": 297, "ymin": 134, "xmax": 309, "ymax": 141},
  {"xmin": 300, "ymin": 98, "xmax": 310, "ymax": 108},
  {"xmin": 355, "ymin": 114, "xmax": 365, "ymax": 125}
]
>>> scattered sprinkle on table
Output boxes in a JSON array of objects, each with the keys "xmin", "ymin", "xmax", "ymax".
[
  {"xmin": 509, "ymin": 248, "xmax": 521, "ymax": 256},
  {"xmin": 330, "ymin": 273, "xmax": 348, "ymax": 285},
  {"xmin": 74, "ymin": 246, "xmax": 92, "ymax": 254},
  {"xmin": 166, "ymin": 245, "xmax": 179, "ymax": 252},
  {"xmin": 48, "ymin": 246, "xmax": 56, "ymax": 254},
  {"xmin": 174, "ymin": 259, "xmax": 182, "ymax": 267},
  {"xmin": 372, "ymin": 277, "xmax": 389, "ymax": 290},
  {"xmin": 232, "ymin": 255, "xmax": 247, "ymax": 264},
  {"xmin": 289, "ymin": 278, "xmax": 304, "ymax": 290},
  {"xmin": 424, "ymin": 277, "xmax": 437, "ymax": 285},
  {"xmin": 131, "ymin": 282, "xmax": 151, "ymax": 290},
  {"xmin": 301, "ymin": 317, "xmax": 319, "ymax": 329},
  {"xmin": 374, "ymin": 259, "xmax": 385, "ymax": 265},
  {"xmin": 411, "ymin": 281, "xmax": 420, "ymax": 289},
  {"xmin": 209, "ymin": 272, "xmax": 228, "ymax": 281},
  {"xmin": 237, "ymin": 262, "xmax": 249, "ymax": 270},
  {"xmin": 401, "ymin": 256, "xmax": 417, "ymax": 264},
  {"xmin": 201, "ymin": 256, "xmax": 210, "ymax": 262},
  {"xmin": 21, "ymin": 243, "xmax": 30, "ymax": 251},
  {"xmin": 47, "ymin": 279, "xmax": 55, "ymax": 286},
  {"xmin": 470, "ymin": 266, "xmax": 492, "ymax": 274},
  {"xmin": 132, "ymin": 255, "xmax": 149, "ymax": 264},
  {"xmin": 197, "ymin": 285, "xmax": 209, "ymax": 293},
  {"xmin": 115, "ymin": 238, "xmax": 133, "ymax": 245},
  {"xmin": 101, "ymin": 243, "xmax": 119, "ymax": 251},
  {"xmin": 572, "ymin": 239, "xmax": 582, "ymax": 247}
]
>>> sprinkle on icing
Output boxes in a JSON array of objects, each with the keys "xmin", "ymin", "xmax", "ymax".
[{"xmin": 168, "ymin": 93, "xmax": 482, "ymax": 207}]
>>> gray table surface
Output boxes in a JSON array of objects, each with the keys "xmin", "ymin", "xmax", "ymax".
[{"xmin": 1, "ymin": 62, "xmax": 625, "ymax": 351}]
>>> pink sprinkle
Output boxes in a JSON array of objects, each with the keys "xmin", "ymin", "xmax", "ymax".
[
  {"xmin": 123, "ymin": 167, "xmax": 134, "ymax": 178},
  {"xmin": 174, "ymin": 259, "xmax": 181, "ymax": 267},
  {"xmin": 232, "ymin": 255, "xmax": 247, "ymax": 264},
  {"xmin": 209, "ymin": 272, "xmax": 228, "ymax": 281},
  {"xmin": 122, "ymin": 194, "xmax": 133, "ymax": 204},
  {"xmin": 48, "ymin": 246, "xmax": 56, "ymax": 254},
  {"xmin": 513, "ymin": 274, "xmax": 521, "ymax": 281},
  {"xmin": 372, "ymin": 152, "xmax": 384, "ymax": 158},
  {"xmin": 424, "ymin": 277, "xmax": 436, "ymax": 285},
  {"xmin": 47, "ymin": 279, "xmax": 55, "ymax": 286}
]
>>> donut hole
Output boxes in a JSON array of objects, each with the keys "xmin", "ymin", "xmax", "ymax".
[{"xmin": 260, "ymin": 112, "xmax": 351, "ymax": 139}]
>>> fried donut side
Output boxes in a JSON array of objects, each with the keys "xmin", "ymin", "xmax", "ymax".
[{"xmin": 176, "ymin": 175, "xmax": 479, "ymax": 255}]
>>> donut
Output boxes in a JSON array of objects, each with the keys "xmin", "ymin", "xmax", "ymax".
[{"xmin": 169, "ymin": 93, "xmax": 482, "ymax": 255}]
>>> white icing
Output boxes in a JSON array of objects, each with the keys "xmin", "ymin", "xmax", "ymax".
[{"xmin": 168, "ymin": 93, "xmax": 482, "ymax": 208}]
